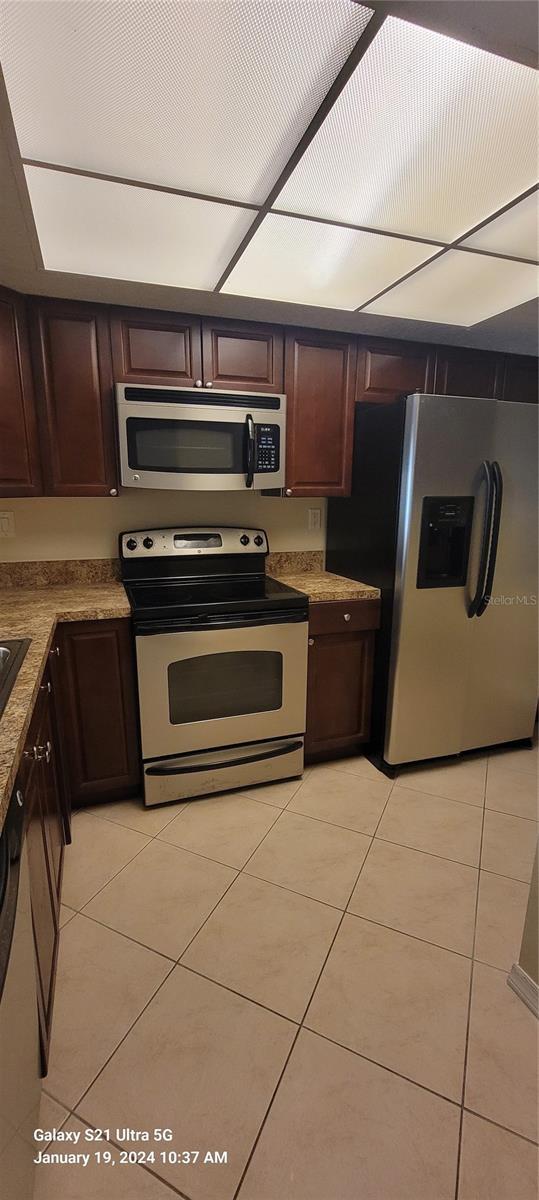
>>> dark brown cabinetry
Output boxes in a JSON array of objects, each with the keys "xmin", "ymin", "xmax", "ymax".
[
  {"xmin": 21, "ymin": 665, "xmax": 64, "ymax": 1072},
  {"xmin": 201, "ymin": 318, "xmax": 284, "ymax": 392},
  {"xmin": 111, "ymin": 307, "xmax": 203, "ymax": 386},
  {"xmin": 434, "ymin": 346, "xmax": 503, "ymax": 398},
  {"xmin": 500, "ymin": 355, "xmax": 538, "ymax": 404},
  {"xmin": 305, "ymin": 600, "xmax": 380, "ymax": 760},
  {"xmin": 54, "ymin": 618, "xmax": 141, "ymax": 807},
  {"xmin": 30, "ymin": 298, "xmax": 118, "ymax": 495},
  {"xmin": 0, "ymin": 286, "xmax": 42, "ymax": 496},
  {"xmin": 356, "ymin": 339, "xmax": 434, "ymax": 405},
  {"xmin": 285, "ymin": 329, "xmax": 357, "ymax": 496}
]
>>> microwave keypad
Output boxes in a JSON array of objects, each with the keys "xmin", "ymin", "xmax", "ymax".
[{"xmin": 255, "ymin": 424, "xmax": 280, "ymax": 473}]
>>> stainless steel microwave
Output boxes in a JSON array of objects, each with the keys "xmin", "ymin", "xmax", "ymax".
[{"xmin": 116, "ymin": 384, "xmax": 286, "ymax": 491}]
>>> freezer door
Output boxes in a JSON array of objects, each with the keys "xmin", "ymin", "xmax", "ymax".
[
  {"xmin": 385, "ymin": 394, "xmax": 537, "ymax": 765},
  {"xmin": 461, "ymin": 401, "xmax": 538, "ymax": 750}
]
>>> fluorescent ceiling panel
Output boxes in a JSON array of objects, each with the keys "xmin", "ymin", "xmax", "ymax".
[
  {"xmin": 462, "ymin": 193, "xmax": 539, "ymax": 261},
  {"xmin": 276, "ymin": 16, "xmax": 539, "ymax": 241},
  {"xmin": 222, "ymin": 213, "xmax": 437, "ymax": 309},
  {"xmin": 25, "ymin": 166, "xmax": 254, "ymax": 289},
  {"xmin": 0, "ymin": 0, "xmax": 372, "ymax": 204},
  {"xmin": 364, "ymin": 250, "xmax": 539, "ymax": 326}
]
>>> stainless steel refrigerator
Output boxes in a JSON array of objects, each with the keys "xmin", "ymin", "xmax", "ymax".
[{"xmin": 327, "ymin": 393, "xmax": 538, "ymax": 771}]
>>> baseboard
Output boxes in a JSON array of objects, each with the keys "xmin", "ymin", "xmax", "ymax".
[{"xmin": 507, "ymin": 963, "xmax": 539, "ymax": 1018}]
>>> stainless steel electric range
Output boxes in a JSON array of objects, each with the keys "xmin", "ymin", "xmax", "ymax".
[{"xmin": 120, "ymin": 526, "xmax": 309, "ymax": 806}]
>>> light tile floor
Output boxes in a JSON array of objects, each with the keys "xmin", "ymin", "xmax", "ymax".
[{"xmin": 35, "ymin": 745, "xmax": 538, "ymax": 1200}]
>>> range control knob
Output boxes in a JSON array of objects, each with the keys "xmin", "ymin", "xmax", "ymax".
[
  {"xmin": 126, "ymin": 538, "xmax": 138, "ymax": 551},
  {"xmin": 254, "ymin": 534, "xmax": 264, "ymax": 547},
  {"xmin": 143, "ymin": 537, "xmax": 154, "ymax": 549},
  {"xmin": 240, "ymin": 534, "xmax": 250, "ymax": 546}
]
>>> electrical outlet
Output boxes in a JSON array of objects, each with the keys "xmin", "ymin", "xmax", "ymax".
[
  {"xmin": 0, "ymin": 512, "xmax": 15, "ymax": 538},
  {"xmin": 308, "ymin": 507, "xmax": 321, "ymax": 532}
]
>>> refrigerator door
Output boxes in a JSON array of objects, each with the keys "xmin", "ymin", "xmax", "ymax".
[
  {"xmin": 385, "ymin": 395, "xmax": 537, "ymax": 765},
  {"xmin": 461, "ymin": 400, "xmax": 538, "ymax": 751}
]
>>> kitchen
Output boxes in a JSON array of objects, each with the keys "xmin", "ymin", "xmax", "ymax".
[{"xmin": 0, "ymin": 2, "xmax": 538, "ymax": 1198}]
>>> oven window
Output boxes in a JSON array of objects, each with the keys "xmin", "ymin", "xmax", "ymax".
[
  {"xmin": 126, "ymin": 418, "xmax": 245, "ymax": 474},
  {"xmin": 168, "ymin": 651, "xmax": 283, "ymax": 724}
]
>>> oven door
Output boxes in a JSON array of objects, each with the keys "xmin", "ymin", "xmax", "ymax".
[
  {"xmin": 135, "ymin": 616, "xmax": 308, "ymax": 759},
  {"xmin": 117, "ymin": 396, "xmax": 285, "ymax": 491}
]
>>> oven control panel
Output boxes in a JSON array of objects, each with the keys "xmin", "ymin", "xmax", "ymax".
[
  {"xmin": 120, "ymin": 527, "xmax": 268, "ymax": 558},
  {"xmin": 255, "ymin": 424, "xmax": 280, "ymax": 473}
]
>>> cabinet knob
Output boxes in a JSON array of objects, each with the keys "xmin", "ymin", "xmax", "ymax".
[
  {"xmin": 344, "ymin": 612, "xmax": 351, "ymax": 622},
  {"xmin": 194, "ymin": 379, "xmax": 203, "ymax": 388},
  {"xmin": 308, "ymin": 637, "xmax": 314, "ymax": 646},
  {"xmin": 49, "ymin": 645, "xmax": 60, "ymax": 657},
  {"xmin": 24, "ymin": 744, "xmax": 47, "ymax": 762},
  {"xmin": 109, "ymin": 488, "xmax": 118, "ymax": 496},
  {"xmin": 16, "ymin": 789, "xmax": 24, "ymax": 808},
  {"xmin": 40, "ymin": 680, "xmax": 52, "ymax": 693},
  {"xmin": 205, "ymin": 380, "xmax": 213, "ymax": 388},
  {"xmin": 285, "ymin": 488, "xmax": 293, "ymax": 497}
]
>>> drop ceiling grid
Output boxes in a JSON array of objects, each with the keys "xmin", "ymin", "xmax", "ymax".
[{"xmin": 0, "ymin": 0, "xmax": 373, "ymax": 203}]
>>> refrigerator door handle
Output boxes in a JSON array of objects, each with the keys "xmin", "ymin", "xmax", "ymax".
[
  {"xmin": 476, "ymin": 460, "xmax": 503, "ymax": 617},
  {"xmin": 468, "ymin": 460, "xmax": 494, "ymax": 618}
]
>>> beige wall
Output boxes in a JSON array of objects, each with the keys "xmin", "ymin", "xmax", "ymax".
[{"xmin": 0, "ymin": 494, "xmax": 326, "ymax": 561}]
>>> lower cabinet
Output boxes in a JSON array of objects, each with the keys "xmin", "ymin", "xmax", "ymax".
[
  {"xmin": 54, "ymin": 618, "xmax": 141, "ymax": 806},
  {"xmin": 21, "ymin": 665, "xmax": 64, "ymax": 1073},
  {"xmin": 305, "ymin": 600, "xmax": 380, "ymax": 761}
]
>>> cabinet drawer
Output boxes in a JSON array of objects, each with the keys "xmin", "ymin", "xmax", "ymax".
[{"xmin": 309, "ymin": 599, "xmax": 380, "ymax": 636}]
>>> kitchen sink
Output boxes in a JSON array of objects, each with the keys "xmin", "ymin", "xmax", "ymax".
[{"xmin": 0, "ymin": 639, "xmax": 31, "ymax": 718}]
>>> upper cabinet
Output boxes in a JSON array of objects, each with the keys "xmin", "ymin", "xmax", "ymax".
[
  {"xmin": 31, "ymin": 299, "xmax": 118, "ymax": 495},
  {"xmin": 356, "ymin": 339, "xmax": 434, "ymax": 405},
  {"xmin": 285, "ymin": 329, "xmax": 357, "ymax": 496},
  {"xmin": 201, "ymin": 318, "xmax": 284, "ymax": 393},
  {"xmin": 500, "ymin": 355, "xmax": 538, "ymax": 405},
  {"xmin": 111, "ymin": 308, "xmax": 202, "ymax": 386},
  {"xmin": 0, "ymin": 286, "xmax": 42, "ymax": 496},
  {"xmin": 434, "ymin": 346, "xmax": 503, "ymax": 398}
]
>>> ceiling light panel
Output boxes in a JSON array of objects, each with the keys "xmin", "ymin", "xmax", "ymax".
[
  {"xmin": 24, "ymin": 166, "xmax": 254, "ymax": 290},
  {"xmin": 462, "ymin": 193, "xmax": 539, "ymax": 261},
  {"xmin": 0, "ymin": 0, "xmax": 372, "ymax": 204},
  {"xmin": 221, "ymin": 213, "xmax": 437, "ymax": 309},
  {"xmin": 276, "ymin": 16, "xmax": 538, "ymax": 242},
  {"xmin": 364, "ymin": 250, "xmax": 539, "ymax": 326}
]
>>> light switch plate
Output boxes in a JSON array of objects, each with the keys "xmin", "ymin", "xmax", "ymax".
[{"xmin": 0, "ymin": 512, "xmax": 15, "ymax": 537}]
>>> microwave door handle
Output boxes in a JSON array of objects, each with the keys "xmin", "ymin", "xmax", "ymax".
[{"xmin": 245, "ymin": 414, "xmax": 255, "ymax": 488}]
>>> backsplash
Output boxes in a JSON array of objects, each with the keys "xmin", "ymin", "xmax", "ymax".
[{"xmin": 0, "ymin": 493, "xmax": 326, "ymax": 562}]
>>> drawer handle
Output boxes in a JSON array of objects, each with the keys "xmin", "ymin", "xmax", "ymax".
[
  {"xmin": 344, "ymin": 612, "xmax": 351, "ymax": 622},
  {"xmin": 308, "ymin": 637, "xmax": 314, "ymax": 646}
]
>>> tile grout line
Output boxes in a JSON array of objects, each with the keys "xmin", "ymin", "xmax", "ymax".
[
  {"xmin": 230, "ymin": 775, "xmax": 398, "ymax": 1199},
  {"xmin": 453, "ymin": 758, "xmax": 489, "ymax": 1200}
]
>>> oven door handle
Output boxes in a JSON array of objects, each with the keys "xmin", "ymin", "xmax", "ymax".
[
  {"xmin": 146, "ymin": 741, "xmax": 303, "ymax": 776},
  {"xmin": 245, "ymin": 413, "xmax": 256, "ymax": 488}
]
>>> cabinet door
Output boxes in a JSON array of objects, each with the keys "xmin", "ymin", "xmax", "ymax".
[
  {"xmin": 30, "ymin": 299, "xmax": 118, "ymax": 495},
  {"xmin": 356, "ymin": 338, "xmax": 434, "ymax": 405},
  {"xmin": 0, "ymin": 286, "xmax": 42, "ymax": 495},
  {"xmin": 55, "ymin": 619, "xmax": 141, "ymax": 806},
  {"xmin": 39, "ymin": 688, "xmax": 65, "ymax": 897},
  {"xmin": 500, "ymin": 355, "xmax": 538, "ymax": 404},
  {"xmin": 285, "ymin": 330, "xmax": 357, "ymax": 496},
  {"xmin": 201, "ymin": 318, "xmax": 284, "ymax": 392},
  {"xmin": 434, "ymin": 347, "xmax": 503, "ymax": 398},
  {"xmin": 111, "ymin": 308, "xmax": 202, "ymax": 386},
  {"xmin": 305, "ymin": 629, "xmax": 374, "ymax": 759}
]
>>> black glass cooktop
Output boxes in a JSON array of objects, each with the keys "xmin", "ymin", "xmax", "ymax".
[{"xmin": 126, "ymin": 574, "xmax": 307, "ymax": 625}]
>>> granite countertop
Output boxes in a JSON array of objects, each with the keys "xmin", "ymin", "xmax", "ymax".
[
  {"xmin": 273, "ymin": 571, "xmax": 380, "ymax": 602},
  {"xmin": 0, "ymin": 583, "xmax": 129, "ymax": 830},
  {"xmin": 0, "ymin": 569, "xmax": 380, "ymax": 831}
]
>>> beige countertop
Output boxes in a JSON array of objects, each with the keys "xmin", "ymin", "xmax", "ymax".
[
  {"xmin": 0, "ymin": 571, "xmax": 379, "ymax": 830},
  {"xmin": 0, "ymin": 582, "xmax": 130, "ymax": 830}
]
